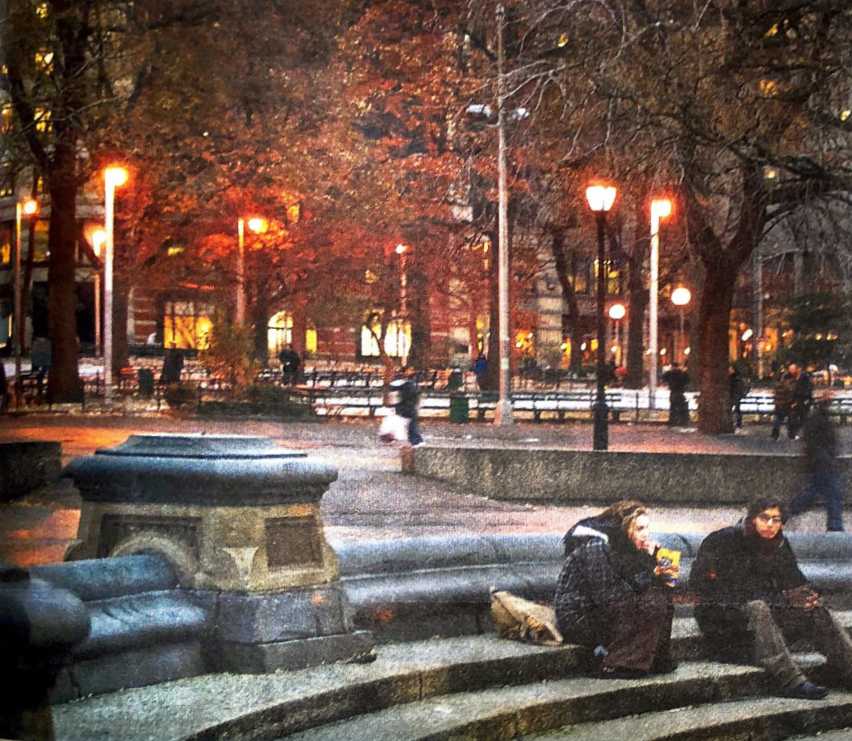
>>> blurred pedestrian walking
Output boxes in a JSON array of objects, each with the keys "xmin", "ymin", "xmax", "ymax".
[
  {"xmin": 729, "ymin": 365, "xmax": 749, "ymax": 431},
  {"xmin": 390, "ymin": 366, "xmax": 423, "ymax": 446},
  {"xmin": 790, "ymin": 392, "xmax": 845, "ymax": 532}
]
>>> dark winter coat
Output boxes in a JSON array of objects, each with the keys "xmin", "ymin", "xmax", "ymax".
[
  {"xmin": 391, "ymin": 378, "xmax": 420, "ymax": 419},
  {"xmin": 554, "ymin": 516, "xmax": 658, "ymax": 642},
  {"xmin": 803, "ymin": 406, "xmax": 838, "ymax": 474},
  {"xmin": 690, "ymin": 524, "xmax": 807, "ymax": 638}
]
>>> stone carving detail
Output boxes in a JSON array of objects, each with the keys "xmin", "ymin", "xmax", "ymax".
[
  {"xmin": 220, "ymin": 546, "xmax": 261, "ymax": 584},
  {"xmin": 265, "ymin": 516, "xmax": 323, "ymax": 569},
  {"xmin": 98, "ymin": 515, "xmax": 201, "ymax": 559}
]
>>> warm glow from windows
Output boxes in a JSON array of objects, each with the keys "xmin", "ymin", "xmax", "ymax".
[
  {"xmin": 34, "ymin": 50, "xmax": 54, "ymax": 70},
  {"xmin": 90, "ymin": 228, "xmax": 106, "ymax": 256},
  {"xmin": 34, "ymin": 107, "xmax": 51, "ymax": 133},
  {"xmin": 759, "ymin": 79, "xmax": 779, "ymax": 97}
]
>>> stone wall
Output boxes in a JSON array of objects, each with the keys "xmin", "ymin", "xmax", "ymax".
[{"xmin": 411, "ymin": 446, "xmax": 852, "ymax": 504}]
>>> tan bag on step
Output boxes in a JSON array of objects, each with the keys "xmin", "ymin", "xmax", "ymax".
[{"xmin": 490, "ymin": 589, "xmax": 563, "ymax": 646}]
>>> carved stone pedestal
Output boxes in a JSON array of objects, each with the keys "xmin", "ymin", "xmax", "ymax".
[{"xmin": 64, "ymin": 434, "xmax": 374, "ymax": 672}]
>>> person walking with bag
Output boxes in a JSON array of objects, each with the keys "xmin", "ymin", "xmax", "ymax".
[
  {"xmin": 690, "ymin": 496, "xmax": 852, "ymax": 699},
  {"xmin": 554, "ymin": 500, "xmax": 677, "ymax": 678},
  {"xmin": 390, "ymin": 366, "xmax": 423, "ymax": 446}
]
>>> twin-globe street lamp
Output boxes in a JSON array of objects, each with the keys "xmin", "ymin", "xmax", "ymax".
[
  {"xmin": 236, "ymin": 216, "xmax": 268, "ymax": 327},
  {"xmin": 103, "ymin": 165, "xmax": 129, "ymax": 400},
  {"xmin": 586, "ymin": 184, "xmax": 617, "ymax": 451},
  {"xmin": 13, "ymin": 197, "xmax": 39, "ymax": 407}
]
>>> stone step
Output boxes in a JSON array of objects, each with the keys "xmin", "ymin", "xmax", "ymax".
[
  {"xmin": 789, "ymin": 728, "xmax": 852, "ymax": 741},
  {"xmin": 283, "ymin": 662, "xmax": 767, "ymax": 741},
  {"xmin": 52, "ymin": 613, "xmax": 852, "ymax": 740},
  {"xmin": 531, "ymin": 692, "xmax": 852, "ymax": 740}
]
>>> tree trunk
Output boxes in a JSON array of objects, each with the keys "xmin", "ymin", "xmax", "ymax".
[
  {"xmin": 252, "ymin": 280, "xmax": 269, "ymax": 364},
  {"xmin": 696, "ymin": 263, "xmax": 735, "ymax": 434},
  {"xmin": 113, "ymin": 276, "xmax": 130, "ymax": 371},
  {"xmin": 625, "ymin": 261, "xmax": 647, "ymax": 389},
  {"xmin": 46, "ymin": 152, "xmax": 82, "ymax": 402},
  {"xmin": 549, "ymin": 228, "xmax": 582, "ymax": 377},
  {"xmin": 483, "ymin": 230, "xmax": 500, "ymax": 391},
  {"xmin": 407, "ymin": 259, "xmax": 430, "ymax": 369}
]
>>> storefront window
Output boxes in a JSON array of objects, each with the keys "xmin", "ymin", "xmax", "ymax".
[{"xmin": 163, "ymin": 301, "xmax": 212, "ymax": 349}]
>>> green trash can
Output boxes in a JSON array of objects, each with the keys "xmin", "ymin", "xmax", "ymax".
[
  {"xmin": 449, "ymin": 392, "xmax": 469, "ymax": 423},
  {"xmin": 137, "ymin": 368, "xmax": 155, "ymax": 398}
]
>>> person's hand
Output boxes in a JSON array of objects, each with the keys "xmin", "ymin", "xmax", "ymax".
[
  {"xmin": 654, "ymin": 562, "xmax": 680, "ymax": 583},
  {"xmin": 784, "ymin": 585, "xmax": 822, "ymax": 610}
]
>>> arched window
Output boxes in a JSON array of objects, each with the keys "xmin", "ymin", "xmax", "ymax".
[{"xmin": 268, "ymin": 310, "xmax": 293, "ymax": 359}]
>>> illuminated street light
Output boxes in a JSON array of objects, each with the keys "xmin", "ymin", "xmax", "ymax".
[
  {"xmin": 13, "ymin": 198, "xmax": 39, "ymax": 407},
  {"xmin": 671, "ymin": 286, "xmax": 692, "ymax": 365},
  {"xmin": 103, "ymin": 166, "xmax": 128, "ymax": 400},
  {"xmin": 586, "ymin": 183, "xmax": 617, "ymax": 451},
  {"xmin": 649, "ymin": 198, "xmax": 672, "ymax": 408},
  {"xmin": 236, "ymin": 216, "xmax": 268, "ymax": 326},
  {"xmin": 608, "ymin": 302, "xmax": 626, "ymax": 366}
]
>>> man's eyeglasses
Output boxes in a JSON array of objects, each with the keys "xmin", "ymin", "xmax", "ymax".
[{"xmin": 756, "ymin": 514, "xmax": 783, "ymax": 525}]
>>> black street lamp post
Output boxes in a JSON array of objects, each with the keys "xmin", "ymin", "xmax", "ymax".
[{"xmin": 586, "ymin": 185, "xmax": 617, "ymax": 451}]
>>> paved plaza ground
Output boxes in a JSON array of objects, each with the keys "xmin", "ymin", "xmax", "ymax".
[{"xmin": 2, "ymin": 413, "xmax": 848, "ymax": 567}]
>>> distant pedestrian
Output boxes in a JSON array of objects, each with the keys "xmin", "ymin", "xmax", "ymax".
[
  {"xmin": 772, "ymin": 363, "xmax": 812, "ymax": 440},
  {"xmin": 474, "ymin": 354, "xmax": 488, "ymax": 390},
  {"xmin": 729, "ymin": 365, "xmax": 749, "ymax": 430},
  {"xmin": 160, "ymin": 344, "xmax": 184, "ymax": 385},
  {"xmin": 789, "ymin": 393, "xmax": 844, "ymax": 532},
  {"xmin": 661, "ymin": 362, "xmax": 690, "ymax": 426},
  {"xmin": 390, "ymin": 366, "xmax": 422, "ymax": 445},
  {"xmin": 278, "ymin": 344, "xmax": 301, "ymax": 386}
]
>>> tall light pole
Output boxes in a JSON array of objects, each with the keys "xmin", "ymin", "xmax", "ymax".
[
  {"xmin": 671, "ymin": 286, "xmax": 691, "ymax": 365},
  {"xmin": 236, "ymin": 216, "xmax": 267, "ymax": 327},
  {"xmin": 586, "ymin": 184, "xmax": 617, "ymax": 451},
  {"xmin": 395, "ymin": 243, "xmax": 410, "ymax": 363},
  {"xmin": 91, "ymin": 228, "xmax": 106, "ymax": 356},
  {"xmin": 649, "ymin": 198, "xmax": 672, "ymax": 409},
  {"xmin": 103, "ymin": 165, "xmax": 128, "ymax": 400},
  {"xmin": 494, "ymin": 2, "xmax": 513, "ymax": 425},
  {"xmin": 13, "ymin": 198, "xmax": 39, "ymax": 406}
]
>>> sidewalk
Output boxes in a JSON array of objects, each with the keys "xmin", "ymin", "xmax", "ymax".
[{"xmin": 1, "ymin": 415, "xmax": 845, "ymax": 567}]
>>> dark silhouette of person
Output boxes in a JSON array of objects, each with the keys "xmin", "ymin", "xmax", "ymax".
[
  {"xmin": 278, "ymin": 344, "xmax": 301, "ymax": 386},
  {"xmin": 473, "ymin": 354, "xmax": 488, "ymax": 390},
  {"xmin": 160, "ymin": 344, "xmax": 184, "ymax": 385},
  {"xmin": 729, "ymin": 366, "xmax": 749, "ymax": 430},
  {"xmin": 390, "ymin": 366, "xmax": 422, "ymax": 445},
  {"xmin": 661, "ymin": 362, "xmax": 690, "ymax": 426}
]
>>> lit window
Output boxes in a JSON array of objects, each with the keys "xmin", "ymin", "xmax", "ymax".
[
  {"xmin": 34, "ymin": 50, "xmax": 54, "ymax": 71},
  {"xmin": 1, "ymin": 235, "xmax": 11, "ymax": 266},
  {"xmin": 36, "ymin": 2, "xmax": 49, "ymax": 19},
  {"xmin": 34, "ymin": 107, "xmax": 51, "ymax": 133},
  {"xmin": 360, "ymin": 315, "xmax": 410, "ymax": 358},
  {"xmin": 286, "ymin": 201, "xmax": 301, "ymax": 225},
  {"xmin": 305, "ymin": 327, "xmax": 317, "ymax": 354},
  {"xmin": 166, "ymin": 245, "xmax": 185, "ymax": 257},
  {"xmin": 1, "ymin": 106, "xmax": 13, "ymax": 134},
  {"xmin": 758, "ymin": 79, "xmax": 778, "ymax": 97},
  {"xmin": 163, "ymin": 301, "xmax": 213, "ymax": 349},
  {"xmin": 841, "ymin": 110, "xmax": 850, "ymax": 122},
  {"xmin": 267, "ymin": 310, "xmax": 294, "ymax": 359}
]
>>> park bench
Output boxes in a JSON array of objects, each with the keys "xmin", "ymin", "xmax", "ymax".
[{"xmin": 471, "ymin": 390, "xmax": 624, "ymax": 422}]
